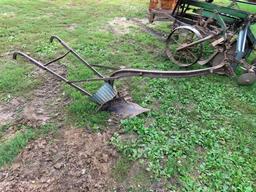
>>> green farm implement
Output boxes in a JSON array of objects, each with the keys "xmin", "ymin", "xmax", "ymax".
[{"xmin": 147, "ymin": 0, "xmax": 256, "ymax": 83}]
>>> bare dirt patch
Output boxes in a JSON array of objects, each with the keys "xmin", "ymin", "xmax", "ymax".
[
  {"xmin": 0, "ymin": 109, "xmax": 14, "ymax": 126},
  {"xmin": 107, "ymin": 17, "xmax": 145, "ymax": 35},
  {"xmin": 0, "ymin": 62, "xmax": 122, "ymax": 191},
  {"xmin": 107, "ymin": 17, "xmax": 158, "ymax": 36},
  {"xmin": 108, "ymin": 17, "xmax": 135, "ymax": 35},
  {"xmin": 0, "ymin": 128, "xmax": 118, "ymax": 192},
  {"xmin": 0, "ymin": 63, "xmax": 68, "ymax": 128},
  {"xmin": 0, "ymin": 97, "xmax": 25, "ymax": 127},
  {"xmin": 20, "ymin": 63, "xmax": 67, "ymax": 126},
  {"xmin": 117, "ymin": 161, "xmax": 152, "ymax": 191},
  {"xmin": 65, "ymin": 23, "xmax": 78, "ymax": 31}
]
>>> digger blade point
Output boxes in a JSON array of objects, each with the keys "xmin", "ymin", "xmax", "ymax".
[{"xmin": 103, "ymin": 98, "xmax": 150, "ymax": 119}]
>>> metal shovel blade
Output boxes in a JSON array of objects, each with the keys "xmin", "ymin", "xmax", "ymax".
[{"xmin": 102, "ymin": 98, "xmax": 150, "ymax": 119}]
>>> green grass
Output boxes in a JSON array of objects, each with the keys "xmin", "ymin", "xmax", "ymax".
[
  {"xmin": 112, "ymin": 77, "xmax": 256, "ymax": 191},
  {"xmin": 0, "ymin": 60, "xmax": 39, "ymax": 98},
  {"xmin": 112, "ymin": 157, "xmax": 133, "ymax": 183},
  {"xmin": 0, "ymin": 0, "xmax": 255, "ymax": 191},
  {"xmin": 0, "ymin": 124, "xmax": 56, "ymax": 167}
]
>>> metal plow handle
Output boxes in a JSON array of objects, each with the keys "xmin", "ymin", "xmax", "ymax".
[
  {"xmin": 12, "ymin": 35, "xmax": 229, "ymax": 119},
  {"xmin": 12, "ymin": 37, "xmax": 149, "ymax": 119}
]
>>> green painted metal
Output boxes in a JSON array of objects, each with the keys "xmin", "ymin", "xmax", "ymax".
[
  {"xmin": 201, "ymin": 10, "xmax": 238, "ymax": 24},
  {"xmin": 184, "ymin": 0, "xmax": 249, "ymax": 20}
]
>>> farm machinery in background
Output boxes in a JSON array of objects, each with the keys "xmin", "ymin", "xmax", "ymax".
[
  {"xmin": 147, "ymin": 0, "xmax": 256, "ymax": 83},
  {"xmin": 13, "ymin": 0, "xmax": 256, "ymax": 118}
]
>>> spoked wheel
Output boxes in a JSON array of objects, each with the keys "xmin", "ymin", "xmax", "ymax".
[
  {"xmin": 198, "ymin": 40, "xmax": 217, "ymax": 66},
  {"xmin": 165, "ymin": 26, "xmax": 203, "ymax": 67}
]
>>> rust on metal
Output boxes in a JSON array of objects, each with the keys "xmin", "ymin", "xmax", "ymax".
[
  {"xmin": 12, "ymin": 0, "xmax": 256, "ymax": 118},
  {"xmin": 12, "ymin": 35, "xmax": 227, "ymax": 118},
  {"xmin": 149, "ymin": 0, "xmax": 177, "ymax": 11},
  {"xmin": 148, "ymin": 0, "xmax": 177, "ymax": 22}
]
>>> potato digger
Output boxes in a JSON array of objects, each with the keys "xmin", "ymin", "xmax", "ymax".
[
  {"xmin": 13, "ymin": 0, "xmax": 256, "ymax": 118},
  {"xmin": 147, "ymin": 0, "xmax": 256, "ymax": 81}
]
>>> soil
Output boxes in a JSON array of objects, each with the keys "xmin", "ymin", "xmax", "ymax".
[
  {"xmin": 0, "ymin": 63, "xmax": 67, "ymax": 128},
  {"xmin": 108, "ymin": 17, "xmax": 135, "ymax": 35},
  {"xmin": 107, "ymin": 17, "xmax": 148, "ymax": 35},
  {"xmin": 21, "ymin": 63, "xmax": 68, "ymax": 126},
  {"xmin": 0, "ymin": 128, "xmax": 118, "ymax": 192},
  {"xmin": 0, "ymin": 101, "xmax": 17, "ymax": 126},
  {"xmin": 0, "ymin": 62, "xmax": 120, "ymax": 191},
  {"xmin": 65, "ymin": 23, "xmax": 78, "ymax": 31}
]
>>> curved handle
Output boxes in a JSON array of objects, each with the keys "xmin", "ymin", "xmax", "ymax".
[
  {"xmin": 12, "ymin": 51, "xmax": 92, "ymax": 97},
  {"xmin": 50, "ymin": 35, "xmax": 71, "ymax": 51},
  {"xmin": 13, "ymin": 51, "xmax": 39, "ymax": 64},
  {"xmin": 49, "ymin": 35, "xmax": 104, "ymax": 78}
]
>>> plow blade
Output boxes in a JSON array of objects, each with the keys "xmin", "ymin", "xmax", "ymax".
[
  {"xmin": 91, "ymin": 83, "xmax": 149, "ymax": 118},
  {"xmin": 102, "ymin": 98, "xmax": 150, "ymax": 119}
]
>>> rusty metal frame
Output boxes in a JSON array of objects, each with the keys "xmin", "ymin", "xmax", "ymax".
[
  {"xmin": 13, "ymin": 35, "xmax": 229, "ymax": 97},
  {"xmin": 13, "ymin": 51, "xmax": 93, "ymax": 97}
]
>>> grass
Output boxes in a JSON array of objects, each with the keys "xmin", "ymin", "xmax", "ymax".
[
  {"xmin": 112, "ymin": 157, "xmax": 133, "ymax": 183},
  {"xmin": 0, "ymin": 124, "xmax": 56, "ymax": 167},
  {"xmin": 111, "ymin": 77, "xmax": 256, "ymax": 191},
  {"xmin": 0, "ymin": 0, "xmax": 255, "ymax": 191},
  {"xmin": 0, "ymin": 60, "xmax": 39, "ymax": 99}
]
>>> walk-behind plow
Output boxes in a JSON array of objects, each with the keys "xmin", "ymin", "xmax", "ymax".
[
  {"xmin": 13, "ymin": 36, "xmax": 227, "ymax": 118},
  {"xmin": 14, "ymin": 0, "xmax": 256, "ymax": 118},
  {"xmin": 13, "ymin": 0, "xmax": 256, "ymax": 118}
]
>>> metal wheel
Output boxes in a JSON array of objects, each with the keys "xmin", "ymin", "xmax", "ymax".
[{"xmin": 165, "ymin": 26, "xmax": 203, "ymax": 67}]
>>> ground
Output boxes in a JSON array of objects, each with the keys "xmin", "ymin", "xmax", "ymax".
[{"xmin": 0, "ymin": 0, "xmax": 256, "ymax": 191}]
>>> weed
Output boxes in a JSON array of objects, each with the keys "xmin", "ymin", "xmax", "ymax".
[{"xmin": 112, "ymin": 157, "xmax": 133, "ymax": 182}]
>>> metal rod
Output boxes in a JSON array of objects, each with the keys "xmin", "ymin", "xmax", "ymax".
[
  {"xmin": 110, "ymin": 61, "xmax": 226, "ymax": 80},
  {"xmin": 44, "ymin": 51, "xmax": 71, "ymax": 66},
  {"xmin": 13, "ymin": 51, "xmax": 92, "ymax": 97},
  {"xmin": 69, "ymin": 77, "xmax": 116, "ymax": 83},
  {"xmin": 50, "ymin": 35, "xmax": 104, "ymax": 78},
  {"xmin": 198, "ymin": 51, "xmax": 219, "ymax": 65},
  {"xmin": 90, "ymin": 64, "xmax": 120, "ymax": 70},
  {"xmin": 177, "ymin": 34, "xmax": 215, "ymax": 51},
  {"xmin": 231, "ymin": 0, "xmax": 256, "ymax": 5}
]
